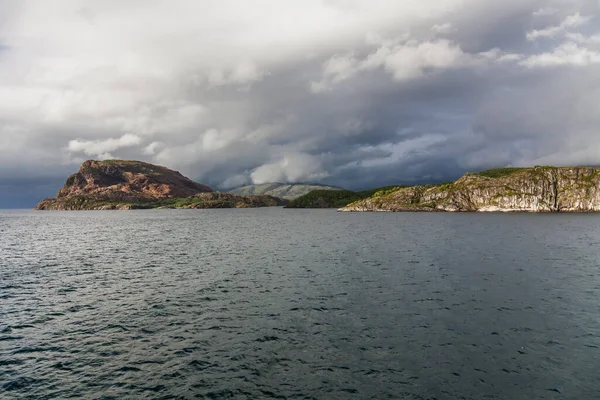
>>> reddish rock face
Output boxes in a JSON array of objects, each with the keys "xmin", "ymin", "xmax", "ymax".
[{"xmin": 37, "ymin": 160, "xmax": 215, "ymax": 209}]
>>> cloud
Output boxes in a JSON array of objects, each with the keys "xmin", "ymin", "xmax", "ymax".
[
  {"xmin": 521, "ymin": 42, "xmax": 600, "ymax": 67},
  {"xmin": 206, "ymin": 61, "xmax": 267, "ymax": 88},
  {"xmin": 250, "ymin": 153, "xmax": 328, "ymax": 184},
  {"xmin": 432, "ymin": 23, "xmax": 454, "ymax": 34},
  {"xmin": 1, "ymin": 0, "xmax": 600, "ymax": 207},
  {"xmin": 532, "ymin": 7, "xmax": 558, "ymax": 17},
  {"xmin": 142, "ymin": 141, "xmax": 164, "ymax": 155},
  {"xmin": 526, "ymin": 12, "xmax": 592, "ymax": 40},
  {"xmin": 311, "ymin": 39, "xmax": 478, "ymax": 91},
  {"xmin": 311, "ymin": 36, "xmax": 530, "ymax": 92},
  {"xmin": 565, "ymin": 32, "xmax": 600, "ymax": 44},
  {"xmin": 310, "ymin": 54, "xmax": 359, "ymax": 93},
  {"xmin": 68, "ymin": 134, "xmax": 142, "ymax": 158},
  {"xmin": 363, "ymin": 39, "xmax": 470, "ymax": 79}
]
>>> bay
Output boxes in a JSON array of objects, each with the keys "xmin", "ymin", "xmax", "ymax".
[{"xmin": 1, "ymin": 209, "xmax": 599, "ymax": 399}]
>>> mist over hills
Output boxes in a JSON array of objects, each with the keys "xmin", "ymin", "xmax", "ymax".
[{"xmin": 228, "ymin": 183, "xmax": 342, "ymax": 200}]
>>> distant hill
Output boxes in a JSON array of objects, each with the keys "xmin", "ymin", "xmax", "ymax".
[
  {"xmin": 35, "ymin": 160, "xmax": 286, "ymax": 210},
  {"xmin": 228, "ymin": 183, "xmax": 343, "ymax": 200},
  {"xmin": 286, "ymin": 186, "xmax": 404, "ymax": 208}
]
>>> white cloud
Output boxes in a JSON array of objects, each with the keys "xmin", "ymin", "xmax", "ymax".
[
  {"xmin": 565, "ymin": 32, "xmax": 600, "ymax": 44},
  {"xmin": 432, "ymin": 23, "xmax": 454, "ymax": 34},
  {"xmin": 477, "ymin": 48, "xmax": 522, "ymax": 63},
  {"xmin": 202, "ymin": 128, "xmax": 236, "ymax": 152},
  {"xmin": 312, "ymin": 39, "xmax": 474, "ymax": 91},
  {"xmin": 526, "ymin": 12, "xmax": 592, "ymax": 41},
  {"xmin": 310, "ymin": 54, "xmax": 359, "ymax": 92},
  {"xmin": 250, "ymin": 153, "xmax": 328, "ymax": 184},
  {"xmin": 220, "ymin": 173, "xmax": 251, "ymax": 189},
  {"xmin": 521, "ymin": 42, "xmax": 600, "ymax": 68},
  {"xmin": 533, "ymin": 8, "xmax": 558, "ymax": 17},
  {"xmin": 68, "ymin": 134, "xmax": 142, "ymax": 157},
  {"xmin": 360, "ymin": 134, "xmax": 447, "ymax": 168},
  {"xmin": 371, "ymin": 40, "xmax": 467, "ymax": 79},
  {"xmin": 311, "ymin": 35, "xmax": 529, "ymax": 92},
  {"xmin": 497, "ymin": 53, "xmax": 523, "ymax": 62},
  {"xmin": 142, "ymin": 141, "xmax": 164, "ymax": 155},
  {"xmin": 113, "ymin": 102, "xmax": 205, "ymax": 137}
]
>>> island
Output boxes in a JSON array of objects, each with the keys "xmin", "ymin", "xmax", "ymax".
[
  {"xmin": 35, "ymin": 160, "xmax": 287, "ymax": 210},
  {"xmin": 36, "ymin": 163, "xmax": 600, "ymax": 212},
  {"xmin": 340, "ymin": 167, "xmax": 600, "ymax": 212}
]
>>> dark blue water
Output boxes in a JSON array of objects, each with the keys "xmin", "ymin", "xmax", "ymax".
[{"xmin": 1, "ymin": 209, "xmax": 599, "ymax": 399}]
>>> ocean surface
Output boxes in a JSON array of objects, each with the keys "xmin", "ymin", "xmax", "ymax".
[{"xmin": 1, "ymin": 208, "xmax": 599, "ymax": 399}]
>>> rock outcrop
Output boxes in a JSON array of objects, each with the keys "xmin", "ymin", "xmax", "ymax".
[
  {"xmin": 340, "ymin": 167, "xmax": 600, "ymax": 212},
  {"xmin": 35, "ymin": 160, "xmax": 286, "ymax": 210}
]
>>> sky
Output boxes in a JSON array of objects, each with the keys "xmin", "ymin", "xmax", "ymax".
[{"xmin": 0, "ymin": 0, "xmax": 600, "ymax": 207}]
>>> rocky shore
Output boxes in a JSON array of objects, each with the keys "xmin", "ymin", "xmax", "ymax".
[{"xmin": 339, "ymin": 167, "xmax": 600, "ymax": 212}]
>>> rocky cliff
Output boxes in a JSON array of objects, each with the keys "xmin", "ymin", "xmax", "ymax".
[
  {"xmin": 35, "ymin": 160, "xmax": 285, "ymax": 210},
  {"xmin": 340, "ymin": 167, "xmax": 600, "ymax": 212}
]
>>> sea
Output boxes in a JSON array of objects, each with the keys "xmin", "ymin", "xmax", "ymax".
[{"xmin": 1, "ymin": 208, "xmax": 599, "ymax": 399}]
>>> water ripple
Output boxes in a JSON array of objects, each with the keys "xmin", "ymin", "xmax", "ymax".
[{"xmin": 1, "ymin": 209, "xmax": 600, "ymax": 399}]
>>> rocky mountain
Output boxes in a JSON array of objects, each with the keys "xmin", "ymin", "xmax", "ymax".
[
  {"xmin": 228, "ymin": 183, "xmax": 342, "ymax": 200},
  {"xmin": 340, "ymin": 167, "xmax": 600, "ymax": 212},
  {"xmin": 35, "ymin": 160, "xmax": 286, "ymax": 210}
]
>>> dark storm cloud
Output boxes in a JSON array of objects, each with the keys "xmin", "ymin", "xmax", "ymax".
[{"xmin": 0, "ymin": 0, "xmax": 599, "ymax": 207}]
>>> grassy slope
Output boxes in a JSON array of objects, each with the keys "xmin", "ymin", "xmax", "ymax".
[
  {"xmin": 285, "ymin": 190, "xmax": 361, "ymax": 208},
  {"xmin": 473, "ymin": 167, "xmax": 527, "ymax": 178},
  {"xmin": 286, "ymin": 186, "xmax": 408, "ymax": 208},
  {"xmin": 41, "ymin": 193, "xmax": 285, "ymax": 210}
]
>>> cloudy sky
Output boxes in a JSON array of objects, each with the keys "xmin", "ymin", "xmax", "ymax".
[{"xmin": 1, "ymin": 0, "xmax": 599, "ymax": 207}]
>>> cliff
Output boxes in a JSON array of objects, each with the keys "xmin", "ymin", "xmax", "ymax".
[
  {"xmin": 35, "ymin": 160, "xmax": 286, "ymax": 210},
  {"xmin": 228, "ymin": 183, "xmax": 342, "ymax": 200},
  {"xmin": 340, "ymin": 167, "xmax": 600, "ymax": 212}
]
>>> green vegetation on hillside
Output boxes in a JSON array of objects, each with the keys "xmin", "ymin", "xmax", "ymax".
[
  {"xmin": 97, "ymin": 159, "xmax": 164, "ymax": 174},
  {"xmin": 475, "ymin": 167, "xmax": 526, "ymax": 178},
  {"xmin": 286, "ymin": 186, "xmax": 408, "ymax": 208},
  {"xmin": 359, "ymin": 186, "xmax": 407, "ymax": 198},
  {"xmin": 286, "ymin": 190, "xmax": 361, "ymax": 208},
  {"xmin": 36, "ymin": 192, "xmax": 287, "ymax": 210}
]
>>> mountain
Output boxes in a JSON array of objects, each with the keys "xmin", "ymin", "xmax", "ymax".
[
  {"xmin": 35, "ymin": 160, "xmax": 286, "ymax": 210},
  {"xmin": 286, "ymin": 186, "xmax": 403, "ymax": 208},
  {"xmin": 340, "ymin": 166, "xmax": 600, "ymax": 212},
  {"xmin": 228, "ymin": 183, "xmax": 342, "ymax": 200}
]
